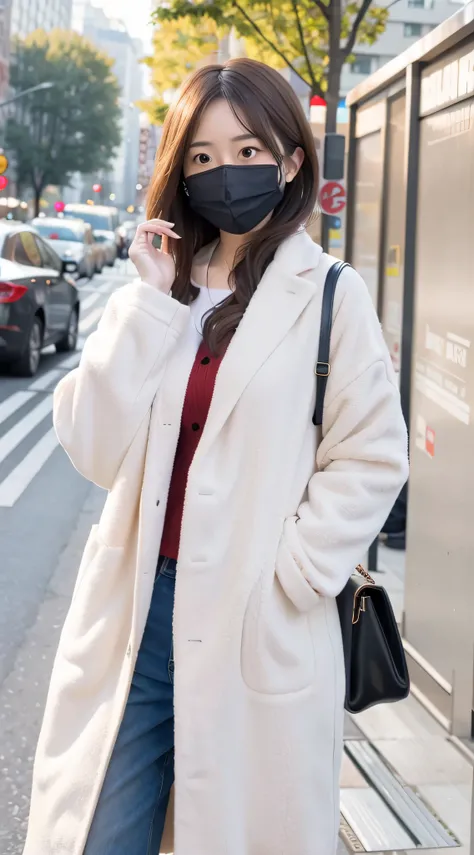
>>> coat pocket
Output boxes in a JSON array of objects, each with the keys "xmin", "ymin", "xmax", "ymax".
[{"xmin": 241, "ymin": 569, "xmax": 315, "ymax": 695}]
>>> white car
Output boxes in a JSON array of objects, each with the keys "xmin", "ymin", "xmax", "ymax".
[{"xmin": 32, "ymin": 217, "xmax": 96, "ymax": 279}]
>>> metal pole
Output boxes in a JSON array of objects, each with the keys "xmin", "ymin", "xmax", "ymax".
[
  {"xmin": 344, "ymin": 105, "xmax": 357, "ymax": 264},
  {"xmin": 0, "ymin": 81, "xmax": 54, "ymax": 110}
]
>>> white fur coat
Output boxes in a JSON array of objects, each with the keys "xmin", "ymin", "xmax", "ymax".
[{"xmin": 24, "ymin": 230, "xmax": 408, "ymax": 855}]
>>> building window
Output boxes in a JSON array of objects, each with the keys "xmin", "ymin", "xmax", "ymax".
[
  {"xmin": 351, "ymin": 56, "xmax": 372, "ymax": 75},
  {"xmin": 404, "ymin": 22, "xmax": 423, "ymax": 37},
  {"xmin": 408, "ymin": 0, "xmax": 425, "ymax": 7}
]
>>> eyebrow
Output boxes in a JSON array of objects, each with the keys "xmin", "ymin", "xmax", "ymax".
[{"xmin": 188, "ymin": 133, "xmax": 260, "ymax": 149}]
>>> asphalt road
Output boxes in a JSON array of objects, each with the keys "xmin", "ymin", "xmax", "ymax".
[{"xmin": 0, "ymin": 261, "xmax": 132, "ymax": 687}]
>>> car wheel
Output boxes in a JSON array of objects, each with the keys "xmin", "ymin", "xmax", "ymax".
[
  {"xmin": 12, "ymin": 316, "xmax": 43, "ymax": 377},
  {"xmin": 56, "ymin": 307, "xmax": 79, "ymax": 353}
]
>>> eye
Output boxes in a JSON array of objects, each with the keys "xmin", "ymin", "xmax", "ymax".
[
  {"xmin": 241, "ymin": 146, "xmax": 258, "ymax": 159},
  {"xmin": 193, "ymin": 153, "xmax": 212, "ymax": 165}
]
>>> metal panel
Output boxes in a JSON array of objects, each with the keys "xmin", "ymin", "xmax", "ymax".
[
  {"xmin": 400, "ymin": 63, "xmax": 422, "ymax": 428},
  {"xmin": 346, "ymin": 741, "xmax": 459, "ymax": 847},
  {"xmin": 404, "ymin": 80, "xmax": 474, "ymax": 738},
  {"xmin": 351, "ymin": 130, "xmax": 384, "ymax": 307},
  {"xmin": 420, "ymin": 40, "xmax": 474, "ymax": 117},
  {"xmin": 340, "ymin": 787, "xmax": 414, "ymax": 851}
]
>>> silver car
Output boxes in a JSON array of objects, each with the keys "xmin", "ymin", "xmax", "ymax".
[{"xmin": 32, "ymin": 217, "xmax": 96, "ymax": 279}]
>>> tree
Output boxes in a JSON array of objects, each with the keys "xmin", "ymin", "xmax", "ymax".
[
  {"xmin": 153, "ymin": 0, "xmax": 388, "ymax": 131},
  {"xmin": 6, "ymin": 29, "xmax": 121, "ymax": 215},
  {"xmin": 142, "ymin": 17, "xmax": 221, "ymax": 125}
]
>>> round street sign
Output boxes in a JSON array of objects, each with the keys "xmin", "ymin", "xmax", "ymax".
[
  {"xmin": 0, "ymin": 153, "xmax": 9, "ymax": 175},
  {"xmin": 319, "ymin": 180, "xmax": 346, "ymax": 215}
]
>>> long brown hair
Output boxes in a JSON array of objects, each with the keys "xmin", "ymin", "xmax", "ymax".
[{"xmin": 147, "ymin": 58, "xmax": 319, "ymax": 354}]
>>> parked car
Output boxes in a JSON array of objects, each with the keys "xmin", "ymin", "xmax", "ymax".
[
  {"xmin": 31, "ymin": 217, "xmax": 98, "ymax": 279},
  {"xmin": 63, "ymin": 204, "xmax": 119, "ymax": 266},
  {"xmin": 0, "ymin": 223, "xmax": 80, "ymax": 376}
]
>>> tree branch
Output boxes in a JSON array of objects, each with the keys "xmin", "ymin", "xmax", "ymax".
[
  {"xmin": 311, "ymin": 0, "xmax": 329, "ymax": 21},
  {"xmin": 344, "ymin": 0, "xmax": 374, "ymax": 57},
  {"xmin": 232, "ymin": 0, "xmax": 312, "ymax": 90},
  {"xmin": 290, "ymin": 0, "xmax": 319, "ymax": 93}
]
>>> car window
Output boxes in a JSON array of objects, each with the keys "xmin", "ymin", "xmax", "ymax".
[
  {"xmin": 37, "ymin": 236, "xmax": 61, "ymax": 272},
  {"xmin": 34, "ymin": 224, "xmax": 83, "ymax": 243},
  {"xmin": 5, "ymin": 232, "xmax": 43, "ymax": 267}
]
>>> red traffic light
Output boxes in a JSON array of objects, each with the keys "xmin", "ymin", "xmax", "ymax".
[
  {"xmin": 0, "ymin": 176, "xmax": 9, "ymax": 190},
  {"xmin": 54, "ymin": 200, "xmax": 65, "ymax": 212},
  {"xmin": 92, "ymin": 183, "xmax": 102, "ymax": 193}
]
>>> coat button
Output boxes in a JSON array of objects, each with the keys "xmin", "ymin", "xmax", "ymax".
[
  {"xmin": 201, "ymin": 356, "xmax": 210, "ymax": 365},
  {"xmin": 192, "ymin": 422, "xmax": 200, "ymax": 431},
  {"xmin": 156, "ymin": 499, "xmax": 160, "ymax": 506}
]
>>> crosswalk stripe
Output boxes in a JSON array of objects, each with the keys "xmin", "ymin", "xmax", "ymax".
[
  {"xmin": 0, "ymin": 391, "xmax": 36, "ymax": 426},
  {"xmin": 60, "ymin": 352, "xmax": 81, "ymax": 371},
  {"xmin": 0, "ymin": 427, "xmax": 58, "ymax": 507},
  {"xmin": 79, "ymin": 306, "xmax": 103, "ymax": 334},
  {"xmin": 0, "ymin": 396, "xmax": 53, "ymax": 464},
  {"xmin": 29, "ymin": 368, "xmax": 63, "ymax": 392},
  {"xmin": 80, "ymin": 292, "xmax": 102, "ymax": 311},
  {"xmin": 97, "ymin": 279, "xmax": 114, "ymax": 294}
]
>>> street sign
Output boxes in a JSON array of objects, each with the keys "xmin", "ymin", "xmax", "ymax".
[
  {"xmin": 0, "ymin": 154, "xmax": 8, "ymax": 175},
  {"xmin": 319, "ymin": 180, "xmax": 346, "ymax": 215}
]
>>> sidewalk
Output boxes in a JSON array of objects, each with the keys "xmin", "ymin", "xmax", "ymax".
[{"xmin": 336, "ymin": 543, "xmax": 472, "ymax": 854}]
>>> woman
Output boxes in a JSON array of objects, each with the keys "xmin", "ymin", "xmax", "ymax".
[{"xmin": 24, "ymin": 59, "xmax": 408, "ymax": 855}]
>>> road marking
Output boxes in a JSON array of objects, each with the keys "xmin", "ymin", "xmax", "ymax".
[
  {"xmin": 79, "ymin": 306, "xmax": 103, "ymax": 334},
  {"xmin": 0, "ymin": 391, "xmax": 36, "ymax": 426},
  {"xmin": 0, "ymin": 396, "xmax": 53, "ymax": 463},
  {"xmin": 60, "ymin": 352, "xmax": 81, "ymax": 370},
  {"xmin": 97, "ymin": 279, "xmax": 114, "ymax": 294},
  {"xmin": 80, "ymin": 292, "xmax": 102, "ymax": 311},
  {"xmin": 0, "ymin": 427, "xmax": 58, "ymax": 507},
  {"xmin": 29, "ymin": 368, "xmax": 63, "ymax": 392}
]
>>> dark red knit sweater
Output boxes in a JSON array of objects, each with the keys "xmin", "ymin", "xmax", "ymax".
[{"xmin": 160, "ymin": 339, "xmax": 225, "ymax": 560}]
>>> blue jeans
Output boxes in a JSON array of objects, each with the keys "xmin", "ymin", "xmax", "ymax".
[{"xmin": 84, "ymin": 556, "xmax": 176, "ymax": 855}]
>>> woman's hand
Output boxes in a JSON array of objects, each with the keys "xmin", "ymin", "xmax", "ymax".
[{"xmin": 128, "ymin": 219, "xmax": 181, "ymax": 293}]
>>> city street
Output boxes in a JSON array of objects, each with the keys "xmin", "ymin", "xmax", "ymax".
[
  {"xmin": 0, "ymin": 261, "xmax": 472, "ymax": 855},
  {"xmin": 0, "ymin": 261, "xmax": 130, "ymax": 852}
]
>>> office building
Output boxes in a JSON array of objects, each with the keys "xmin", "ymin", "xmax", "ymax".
[
  {"xmin": 340, "ymin": 0, "xmax": 465, "ymax": 95},
  {"xmin": 72, "ymin": 1, "xmax": 144, "ymax": 209},
  {"xmin": 10, "ymin": 0, "xmax": 73, "ymax": 39},
  {"xmin": 0, "ymin": 0, "xmax": 11, "ymax": 101}
]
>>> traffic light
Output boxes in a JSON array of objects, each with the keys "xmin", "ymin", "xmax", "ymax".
[{"xmin": 327, "ymin": 215, "xmax": 341, "ymax": 230}]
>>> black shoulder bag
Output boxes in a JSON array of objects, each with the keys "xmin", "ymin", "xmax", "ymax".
[{"xmin": 315, "ymin": 261, "xmax": 410, "ymax": 714}]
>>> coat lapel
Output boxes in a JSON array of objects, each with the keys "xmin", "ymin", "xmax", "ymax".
[{"xmin": 195, "ymin": 231, "xmax": 323, "ymax": 461}]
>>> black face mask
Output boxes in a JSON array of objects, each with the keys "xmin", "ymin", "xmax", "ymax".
[{"xmin": 184, "ymin": 163, "xmax": 284, "ymax": 235}]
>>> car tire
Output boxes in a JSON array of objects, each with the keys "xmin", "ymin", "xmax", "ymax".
[
  {"xmin": 56, "ymin": 306, "xmax": 79, "ymax": 353},
  {"xmin": 12, "ymin": 316, "xmax": 43, "ymax": 377}
]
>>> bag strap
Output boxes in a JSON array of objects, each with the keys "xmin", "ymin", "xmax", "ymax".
[{"xmin": 312, "ymin": 261, "xmax": 350, "ymax": 427}]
